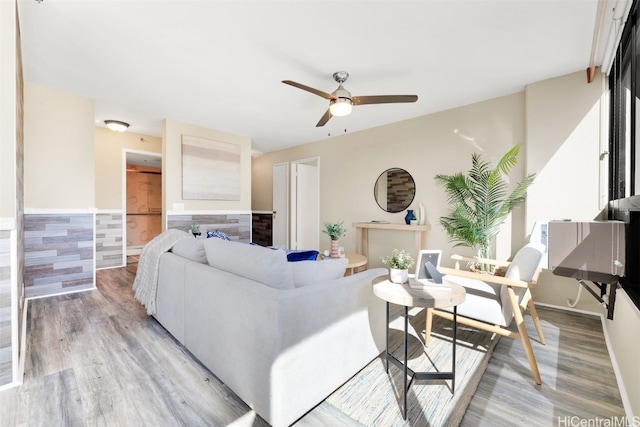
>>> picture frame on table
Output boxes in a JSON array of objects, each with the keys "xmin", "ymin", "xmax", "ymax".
[{"xmin": 414, "ymin": 250, "xmax": 442, "ymax": 280}]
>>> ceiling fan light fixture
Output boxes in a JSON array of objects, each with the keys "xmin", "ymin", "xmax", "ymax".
[
  {"xmin": 329, "ymin": 98, "xmax": 352, "ymax": 117},
  {"xmin": 105, "ymin": 120, "xmax": 129, "ymax": 132},
  {"xmin": 282, "ymin": 71, "xmax": 417, "ymax": 127}
]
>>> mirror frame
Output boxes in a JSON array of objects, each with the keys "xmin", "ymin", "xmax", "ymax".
[{"xmin": 373, "ymin": 168, "xmax": 416, "ymax": 213}]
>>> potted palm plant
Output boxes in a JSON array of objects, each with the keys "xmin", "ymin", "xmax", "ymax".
[
  {"xmin": 322, "ymin": 220, "xmax": 346, "ymax": 258},
  {"xmin": 381, "ymin": 249, "xmax": 414, "ymax": 284},
  {"xmin": 435, "ymin": 144, "xmax": 535, "ymax": 270}
]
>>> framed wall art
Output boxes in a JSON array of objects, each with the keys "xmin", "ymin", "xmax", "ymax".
[{"xmin": 181, "ymin": 134, "xmax": 241, "ymax": 200}]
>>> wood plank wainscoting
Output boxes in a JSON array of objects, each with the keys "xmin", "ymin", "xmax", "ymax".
[
  {"xmin": 24, "ymin": 213, "xmax": 95, "ymax": 299},
  {"xmin": 0, "ymin": 230, "xmax": 12, "ymax": 386},
  {"xmin": 95, "ymin": 211, "xmax": 124, "ymax": 269},
  {"xmin": 167, "ymin": 212, "xmax": 251, "ymax": 242}
]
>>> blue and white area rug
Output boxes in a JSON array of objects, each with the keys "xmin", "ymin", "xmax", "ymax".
[{"xmin": 319, "ymin": 306, "xmax": 499, "ymax": 426}]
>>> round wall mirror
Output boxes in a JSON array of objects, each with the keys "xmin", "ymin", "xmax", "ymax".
[{"xmin": 374, "ymin": 168, "xmax": 416, "ymax": 213}]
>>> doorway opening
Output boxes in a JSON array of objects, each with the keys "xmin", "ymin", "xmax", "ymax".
[{"xmin": 124, "ymin": 150, "xmax": 162, "ymax": 259}]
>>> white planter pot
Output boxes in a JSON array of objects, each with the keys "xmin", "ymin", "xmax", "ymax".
[{"xmin": 389, "ymin": 268, "xmax": 409, "ymax": 284}]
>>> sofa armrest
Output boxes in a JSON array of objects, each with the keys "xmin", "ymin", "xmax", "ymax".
[
  {"xmin": 267, "ymin": 268, "xmax": 388, "ymax": 426},
  {"xmin": 274, "ymin": 267, "xmax": 388, "ymax": 348}
]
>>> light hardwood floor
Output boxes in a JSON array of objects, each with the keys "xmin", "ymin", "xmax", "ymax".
[
  {"xmin": 0, "ymin": 264, "xmax": 626, "ymax": 426},
  {"xmin": 461, "ymin": 305, "xmax": 626, "ymax": 426}
]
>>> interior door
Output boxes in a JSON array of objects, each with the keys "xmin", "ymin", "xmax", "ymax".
[
  {"xmin": 272, "ymin": 163, "xmax": 289, "ymax": 247},
  {"xmin": 293, "ymin": 160, "xmax": 319, "ymax": 250}
]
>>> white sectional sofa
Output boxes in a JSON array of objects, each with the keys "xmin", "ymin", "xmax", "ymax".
[{"xmin": 152, "ymin": 236, "xmax": 387, "ymax": 427}]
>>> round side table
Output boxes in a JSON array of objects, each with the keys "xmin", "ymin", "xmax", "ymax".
[
  {"xmin": 372, "ymin": 276, "xmax": 466, "ymax": 420},
  {"xmin": 344, "ymin": 253, "xmax": 367, "ymax": 275}
]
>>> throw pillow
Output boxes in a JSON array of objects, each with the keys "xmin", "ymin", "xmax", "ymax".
[
  {"xmin": 170, "ymin": 237, "xmax": 207, "ymax": 263},
  {"xmin": 206, "ymin": 230, "xmax": 231, "ymax": 240},
  {"xmin": 286, "ymin": 250, "xmax": 320, "ymax": 262},
  {"xmin": 292, "ymin": 257, "xmax": 348, "ymax": 287},
  {"xmin": 203, "ymin": 237, "xmax": 295, "ymax": 290}
]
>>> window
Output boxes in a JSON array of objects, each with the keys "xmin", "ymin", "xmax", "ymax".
[
  {"xmin": 609, "ymin": 0, "xmax": 640, "ymax": 309},
  {"xmin": 610, "ymin": 1, "xmax": 640, "ymax": 199}
]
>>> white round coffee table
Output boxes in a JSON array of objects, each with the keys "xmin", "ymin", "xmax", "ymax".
[{"xmin": 372, "ymin": 276, "xmax": 466, "ymax": 420}]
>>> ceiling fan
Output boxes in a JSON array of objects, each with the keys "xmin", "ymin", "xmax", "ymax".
[{"xmin": 282, "ymin": 71, "xmax": 418, "ymax": 127}]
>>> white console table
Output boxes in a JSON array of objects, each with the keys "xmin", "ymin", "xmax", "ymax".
[{"xmin": 352, "ymin": 222, "xmax": 431, "ymax": 261}]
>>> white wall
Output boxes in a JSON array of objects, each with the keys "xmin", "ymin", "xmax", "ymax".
[
  {"xmin": 525, "ymin": 71, "xmax": 605, "ymax": 229},
  {"xmin": 0, "ymin": 0, "xmax": 17, "ymax": 218},
  {"xmin": 95, "ymin": 127, "xmax": 161, "ymax": 210},
  {"xmin": 525, "ymin": 71, "xmax": 606, "ymax": 313},
  {"xmin": 605, "ymin": 291, "xmax": 640, "ymax": 417},
  {"xmin": 24, "ymin": 83, "xmax": 95, "ymax": 209},
  {"xmin": 162, "ymin": 118, "xmax": 252, "ymax": 216}
]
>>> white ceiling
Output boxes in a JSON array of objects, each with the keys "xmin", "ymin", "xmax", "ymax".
[{"xmin": 18, "ymin": 0, "xmax": 610, "ymax": 154}]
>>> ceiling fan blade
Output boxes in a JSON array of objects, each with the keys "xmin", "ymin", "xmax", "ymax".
[
  {"xmin": 352, "ymin": 95, "xmax": 418, "ymax": 105},
  {"xmin": 315, "ymin": 108, "xmax": 332, "ymax": 127},
  {"xmin": 282, "ymin": 80, "xmax": 336, "ymax": 100}
]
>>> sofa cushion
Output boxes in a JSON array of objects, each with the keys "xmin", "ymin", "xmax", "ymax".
[
  {"xmin": 291, "ymin": 258, "xmax": 348, "ymax": 287},
  {"xmin": 204, "ymin": 238, "xmax": 295, "ymax": 290},
  {"xmin": 170, "ymin": 237, "xmax": 207, "ymax": 263}
]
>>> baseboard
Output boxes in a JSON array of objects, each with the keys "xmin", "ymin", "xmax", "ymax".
[
  {"xmin": 26, "ymin": 285, "xmax": 96, "ymax": 301},
  {"xmin": 534, "ymin": 301, "xmax": 601, "ymax": 317},
  {"xmin": 96, "ymin": 264, "xmax": 127, "ymax": 270}
]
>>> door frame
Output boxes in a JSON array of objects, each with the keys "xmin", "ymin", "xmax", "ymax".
[
  {"xmin": 272, "ymin": 162, "xmax": 289, "ymax": 248},
  {"xmin": 290, "ymin": 157, "xmax": 320, "ymax": 250},
  {"xmin": 122, "ymin": 149, "xmax": 162, "ymax": 259}
]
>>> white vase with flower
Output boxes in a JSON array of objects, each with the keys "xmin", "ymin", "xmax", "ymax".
[
  {"xmin": 322, "ymin": 220, "xmax": 347, "ymax": 258},
  {"xmin": 381, "ymin": 249, "xmax": 415, "ymax": 284}
]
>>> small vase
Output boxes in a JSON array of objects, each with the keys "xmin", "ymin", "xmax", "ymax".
[
  {"xmin": 404, "ymin": 209, "xmax": 415, "ymax": 225},
  {"xmin": 330, "ymin": 239, "xmax": 340, "ymax": 258},
  {"xmin": 390, "ymin": 268, "xmax": 409, "ymax": 284},
  {"xmin": 418, "ymin": 202, "xmax": 425, "ymax": 225}
]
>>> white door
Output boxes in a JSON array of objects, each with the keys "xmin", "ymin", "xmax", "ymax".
[
  {"xmin": 292, "ymin": 159, "xmax": 319, "ymax": 250},
  {"xmin": 272, "ymin": 163, "xmax": 288, "ymax": 248}
]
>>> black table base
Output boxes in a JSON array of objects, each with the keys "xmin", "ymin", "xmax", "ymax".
[{"xmin": 385, "ymin": 302, "xmax": 457, "ymax": 420}]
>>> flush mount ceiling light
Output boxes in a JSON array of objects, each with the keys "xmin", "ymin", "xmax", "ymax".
[{"xmin": 104, "ymin": 120, "xmax": 129, "ymax": 132}]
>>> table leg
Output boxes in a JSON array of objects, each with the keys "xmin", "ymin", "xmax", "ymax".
[
  {"xmin": 362, "ymin": 229, "xmax": 369, "ymax": 258},
  {"xmin": 385, "ymin": 302, "xmax": 389, "ymax": 373},
  {"xmin": 452, "ymin": 305, "xmax": 457, "ymax": 393},
  {"xmin": 403, "ymin": 305, "xmax": 408, "ymax": 420},
  {"xmin": 382, "ymin": 302, "xmax": 458, "ymax": 421}
]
